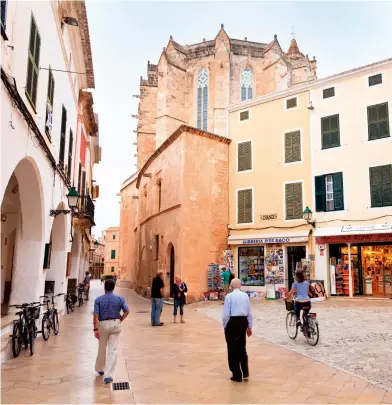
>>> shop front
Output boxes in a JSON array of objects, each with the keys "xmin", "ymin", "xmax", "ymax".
[
  {"xmin": 228, "ymin": 231, "xmax": 310, "ymax": 297},
  {"xmin": 315, "ymin": 227, "xmax": 392, "ymax": 298}
]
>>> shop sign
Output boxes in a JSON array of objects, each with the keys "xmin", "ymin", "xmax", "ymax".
[
  {"xmin": 260, "ymin": 213, "xmax": 278, "ymax": 220},
  {"xmin": 341, "ymin": 224, "xmax": 392, "ymax": 232},
  {"xmin": 239, "ymin": 236, "xmax": 308, "ymax": 245},
  {"xmin": 316, "ymin": 233, "xmax": 392, "ymax": 244}
]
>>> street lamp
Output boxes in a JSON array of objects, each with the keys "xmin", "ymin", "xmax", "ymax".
[
  {"xmin": 94, "ymin": 240, "xmax": 99, "ymax": 249},
  {"xmin": 50, "ymin": 187, "xmax": 80, "ymax": 217},
  {"xmin": 303, "ymin": 206, "xmax": 316, "ymax": 228}
]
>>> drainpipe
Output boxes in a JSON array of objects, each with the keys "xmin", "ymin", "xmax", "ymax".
[{"xmin": 347, "ymin": 243, "xmax": 353, "ymax": 298}]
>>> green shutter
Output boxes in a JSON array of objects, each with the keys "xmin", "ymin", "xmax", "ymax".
[
  {"xmin": 368, "ymin": 103, "xmax": 390, "ymax": 141},
  {"xmin": 67, "ymin": 130, "xmax": 73, "ymax": 179},
  {"xmin": 59, "ymin": 106, "xmax": 67, "ymax": 166},
  {"xmin": 111, "ymin": 250, "xmax": 116, "ymax": 259},
  {"xmin": 381, "ymin": 165, "xmax": 392, "ymax": 206},
  {"xmin": 293, "ymin": 182, "xmax": 303, "ymax": 219},
  {"xmin": 238, "ymin": 189, "xmax": 252, "ymax": 224},
  {"xmin": 285, "ymin": 183, "xmax": 302, "ymax": 220},
  {"xmin": 43, "ymin": 243, "xmax": 52, "ymax": 269},
  {"xmin": 321, "ymin": 115, "xmax": 340, "ymax": 149},
  {"xmin": 285, "ymin": 131, "xmax": 301, "ymax": 163},
  {"xmin": 370, "ymin": 166, "xmax": 383, "ymax": 207},
  {"xmin": 238, "ymin": 141, "xmax": 252, "ymax": 171},
  {"xmin": 332, "ymin": 172, "xmax": 344, "ymax": 211},
  {"xmin": 315, "ymin": 175, "xmax": 326, "ymax": 212},
  {"xmin": 26, "ymin": 14, "xmax": 40, "ymax": 108},
  {"xmin": 285, "ymin": 133, "xmax": 293, "ymax": 163}
]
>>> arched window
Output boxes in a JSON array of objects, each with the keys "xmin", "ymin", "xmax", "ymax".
[
  {"xmin": 241, "ymin": 68, "xmax": 253, "ymax": 101},
  {"xmin": 197, "ymin": 68, "xmax": 208, "ymax": 130}
]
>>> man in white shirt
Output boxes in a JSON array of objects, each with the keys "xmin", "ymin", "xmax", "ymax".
[{"xmin": 222, "ymin": 278, "xmax": 253, "ymax": 382}]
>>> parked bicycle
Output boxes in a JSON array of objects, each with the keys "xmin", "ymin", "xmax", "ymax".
[
  {"xmin": 77, "ymin": 284, "xmax": 85, "ymax": 307},
  {"xmin": 285, "ymin": 299, "xmax": 319, "ymax": 346},
  {"xmin": 40, "ymin": 293, "xmax": 64, "ymax": 340},
  {"xmin": 9, "ymin": 302, "xmax": 41, "ymax": 357},
  {"xmin": 65, "ymin": 291, "xmax": 76, "ymax": 314}
]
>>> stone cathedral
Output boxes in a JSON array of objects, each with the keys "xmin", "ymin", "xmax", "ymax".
[{"xmin": 118, "ymin": 26, "xmax": 317, "ymax": 300}]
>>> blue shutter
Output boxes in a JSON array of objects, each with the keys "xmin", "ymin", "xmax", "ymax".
[
  {"xmin": 197, "ymin": 87, "xmax": 202, "ymax": 129},
  {"xmin": 248, "ymin": 87, "xmax": 253, "ymax": 100},
  {"xmin": 241, "ymin": 86, "xmax": 246, "ymax": 101},
  {"xmin": 203, "ymin": 87, "xmax": 208, "ymax": 131}
]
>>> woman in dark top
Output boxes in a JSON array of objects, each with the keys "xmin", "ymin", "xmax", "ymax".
[{"xmin": 173, "ymin": 275, "xmax": 188, "ymax": 323}]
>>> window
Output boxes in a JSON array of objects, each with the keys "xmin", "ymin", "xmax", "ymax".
[
  {"xmin": 237, "ymin": 188, "xmax": 253, "ymax": 224},
  {"xmin": 239, "ymin": 110, "xmax": 249, "ymax": 121},
  {"xmin": 321, "ymin": 114, "xmax": 340, "ymax": 149},
  {"xmin": 240, "ymin": 68, "xmax": 253, "ymax": 101},
  {"xmin": 155, "ymin": 235, "xmax": 159, "ymax": 260},
  {"xmin": 59, "ymin": 106, "xmax": 67, "ymax": 167},
  {"xmin": 315, "ymin": 172, "xmax": 344, "ymax": 212},
  {"xmin": 1, "ymin": 0, "xmax": 8, "ymax": 39},
  {"xmin": 286, "ymin": 97, "xmax": 297, "ymax": 110},
  {"xmin": 285, "ymin": 182, "xmax": 303, "ymax": 220},
  {"xmin": 367, "ymin": 102, "xmax": 390, "ymax": 141},
  {"xmin": 67, "ymin": 129, "xmax": 73, "ymax": 179},
  {"xmin": 238, "ymin": 141, "xmax": 252, "ymax": 172},
  {"xmin": 26, "ymin": 14, "xmax": 41, "ymax": 109},
  {"xmin": 81, "ymin": 170, "xmax": 86, "ymax": 197},
  {"xmin": 197, "ymin": 68, "xmax": 208, "ymax": 131},
  {"xmin": 43, "ymin": 242, "xmax": 52, "ymax": 269},
  {"xmin": 113, "ymin": 235, "xmax": 116, "ymax": 240},
  {"xmin": 284, "ymin": 130, "xmax": 301, "ymax": 163},
  {"xmin": 323, "ymin": 87, "xmax": 335, "ymax": 99},
  {"xmin": 369, "ymin": 165, "xmax": 392, "ymax": 207},
  {"xmin": 77, "ymin": 162, "xmax": 82, "ymax": 193},
  {"xmin": 111, "ymin": 250, "xmax": 116, "ymax": 259},
  {"xmin": 369, "ymin": 73, "xmax": 382, "ymax": 87},
  {"xmin": 158, "ymin": 182, "xmax": 162, "ymax": 212},
  {"xmin": 45, "ymin": 68, "xmax": 55, "ymax": 137},
  {"xmin": 111, "ymin": 266, "xmax": 114, "ymax": 273}
]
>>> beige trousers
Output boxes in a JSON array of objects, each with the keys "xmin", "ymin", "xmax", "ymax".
[{"xmin": 95, "ymin": 319, "xmax": 121, "ymax": 379}]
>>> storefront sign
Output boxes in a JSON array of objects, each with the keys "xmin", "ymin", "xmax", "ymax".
[
  {"xmin": 341, "ymin": 224, "xmax": 392, "ymax": 232},
  {"xmin": 316, "ymin": 233, "xmax": 392, "ymax": 244},
  {"xmin": 260, "ymin": 213, "xmax": 278, "ymax": 220},
  {"xmin": 240, "ymin": 236, "xmax": 308, "ymax": 245}
]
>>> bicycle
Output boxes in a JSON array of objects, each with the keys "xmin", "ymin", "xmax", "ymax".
[
  {"xmin": 41, "ymin": 293, "xmax": 64, "ymax": 340},
  {"xmin": 285, "ymin": 299, "xmax": 319, "ymax": 346},
  {"xmin": 77, "ymin": 284, "xmax": 84, "ymax": 307},
  {"xmin": 9, "ymin": 302, "xmax": 41, "ymax": 357},
  {"xmin": 65, "ymin": 291, "xmax": 76, "ymax": 314}
]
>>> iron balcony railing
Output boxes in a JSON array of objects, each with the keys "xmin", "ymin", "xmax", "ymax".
[{"xmin": 78, "ymin": 194, "xmax": 95, "ymax": 225}]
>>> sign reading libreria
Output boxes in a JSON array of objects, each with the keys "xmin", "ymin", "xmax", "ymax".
[{"xmin": 243, "ymin": 238, "xmax": 290, "ymax": 244}]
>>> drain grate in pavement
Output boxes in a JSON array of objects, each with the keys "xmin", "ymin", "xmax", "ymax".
[
  {"xmin": 135, "ymin": 311, "xmax": 149, "ymax": 313},
  {"xmin": 112, "ymin": 382, "xmax": 130, "ymax": 391}
]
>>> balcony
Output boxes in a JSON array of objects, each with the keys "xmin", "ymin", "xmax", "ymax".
[{"xmin": 73, "ymin": 194, "xmax": 95, "ymax": 230}]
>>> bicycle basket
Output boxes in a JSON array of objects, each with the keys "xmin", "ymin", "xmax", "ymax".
[
  {"xmin": 285, "ymin": 300, "xmax": 294, "ymax": 311},
  {"xmin": 29, "ymin": 306, "xmax": 41, "ymax": 320}
]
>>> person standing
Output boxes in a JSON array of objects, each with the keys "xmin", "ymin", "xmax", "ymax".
[
  {"xmin": 221, "ymin": 267, "xmax": 231, "ymax": 292},
  {"xmin": 93, "ymin": 279, "xmax": 129, "ymax": 384},
  {"xmin": 222, "ymin": 278, "xmax": 253, "ymax": 382},
  {"xmin": 172, "ymin": 275, "xmax": 187, "ymax": 323},
  {"xmin": 83, "ymin": 271, "xmax": 91, "ymax": 300},
  {"xmin": 151, "ymin": 270, "xmax": 165, "ymax": 326}
]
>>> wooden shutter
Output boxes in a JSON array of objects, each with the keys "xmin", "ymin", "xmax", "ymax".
[
  {"xmin": 239, "ymin": 111, "xmax": 249, "ymax": 121},
  {"xmin": 59, "ymin": 106, "xmax": 67, "ymax": 166},
  {"xmin": 47, "ymin": 68, "xmax": 55, "ymax": 106},
  {"xmin": 77, "ymin": 162, "xmax": 82, "ymax": 193},
  {"xmin": 111, "ymin": 250, "xmax": 116, "ymax": 259},
  {"xmin": 238, "ymin": 189, "xmax": 252, "ymax": 224},
  {"xmin": 315, "ymin": 175, "xmax": 326, "ymax": 212},
  {"xmin": 26, "ymin": 15, "xmax": 40, "ymax": 107},
  {"xmin": 66, "ymin": 252, "xmax": 71, "ymax": 277},
  {"xmin": 1, "ymin": 0, "xmax": 8, "ymax": 31},
  {"xmin": 368, "ymin": 103, "xmax": 390, "ymax": 141},
  {"xmin": 321, "ymin": 114, "xmax": 340, "ymax": 149},
  {"xmin": 286, "ymin": 183, "xmax": 302, "ymax": 220},
  {"xmin": 370, "ymin": 166, "xmax": 383, "ymax": 207},
  {"xmin": 285, "ymin": 131, "xmax": 301, "ymax": 163},
  {"xmin": 238, "ymin": 141, "xmax": 252, "ymax": 171},
  {"xmin": 43, "ymin": 243, "xmax": 52, "ymax": 269},
  {"xmin": 67, "ymin": 129, "xmax": 73, "ymax": 179},
  {"xmin": 369, "ymin": 74, "xmax": 382, "ymax": 87},
  {"xmin": 286, "ymin": 97, "xmax": 297, "ymax": 109},
  {"xmin": 323, "ymin": 87, "xmax": 335, "ymax": 99},
  {"xmin": 332, "ymin": 172, "xmax": 344, "ymax": 211},
  {"xmin": 381, "ymin": 165, "xmax": 392, "ymax": 206},
  {"xmin": 241, "ymin": 86, "xmax": 246, "ymax": 101},
  {"xmin": 81, "ymin": 170, "xmax": 86, "ymax": 196}
]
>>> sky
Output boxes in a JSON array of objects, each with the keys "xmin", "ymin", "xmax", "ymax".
[{"xmin": 85, "ymin": 0, "xmax": 392, "ymax": 237}]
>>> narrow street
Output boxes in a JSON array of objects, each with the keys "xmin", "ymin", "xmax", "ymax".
[{"xmin": 1, "ymin": 282, "xmax": 391, "ymax": 404}]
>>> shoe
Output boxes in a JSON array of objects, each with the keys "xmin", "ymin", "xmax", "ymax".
[
  {"xmin": 159, "ymin": 322, "xmax": 164, "ymax": 325},
  {"xmin": 230, "ymin": 377, "xmax": 242, "ymax": 382},
  {"xmin": 104, "ymin": 377, "xmax": 113, "ymax": 384},
  {"xmin": 243, "ymin": 374, "xmax": 249, "ymax": 380},
  {"xmin": 98, "ymin": 372, "xmax": 104, "ymax": 376}
]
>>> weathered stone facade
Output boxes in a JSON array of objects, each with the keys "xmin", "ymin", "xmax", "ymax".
[{"xmin": 120, "ymin": 26, "xmax": 316, "ymax": 300}]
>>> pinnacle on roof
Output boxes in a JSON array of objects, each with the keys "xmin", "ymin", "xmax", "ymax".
[{"xmin": 286, "ymin": 38, "xmax": 304, "ymax": 59}]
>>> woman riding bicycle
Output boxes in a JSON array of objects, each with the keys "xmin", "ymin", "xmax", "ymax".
[{"xmin": 286, "ymin": 269, "xmax": 311, "ymax": 328}]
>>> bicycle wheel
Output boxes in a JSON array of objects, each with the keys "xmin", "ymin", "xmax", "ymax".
[
  {"xmin": 42, "ymin": 315, "xmax": 50, "ymax": 341},
  {"xmin": 22, "ymin": 325, "xmax": 29, "ymax": 349},
  {"xmin": 79, "ymin": 296, "xmax": 83, "ymax": 307},
  {"xmin": 12, "ymin": 322, "xmax": 22, "ymax": 358},
  {"xmin": 53, "ymin": 311, "xmax": 59, "ymax": 335},
  {"xmin": 29, "ymin": 324, "xmax": 35, "ymax": 356},
  {"xmin": 66, "ymin": 298, "xmax": 70, "ymax": 314},
  {"xmin": 286, "ymin": 312, "xmax": 298, "ymax": 339},
  {"xmin": 306, "ymin": 317, "xmax": 319, "ymax": 346}
]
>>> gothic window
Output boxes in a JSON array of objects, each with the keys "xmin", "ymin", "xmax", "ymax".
[
  {"xmin": 241, "ymin": 68, "xmax": 253, "ymax": 101},
  {"xmin": 197, "ymin": 68, "xmax": 208, "ymax": 131}
]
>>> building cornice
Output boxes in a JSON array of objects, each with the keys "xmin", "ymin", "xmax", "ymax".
[
  {"xmin": 228, "ymin": 57, "xmax": 392, "ymax": 113},
  {"xmin": 120, "ymin": 172, "xmax": 138, "ymax": 191},
  {"xmin": 136, "ymin": 125, "xmax": 231, "ymax": 189}
]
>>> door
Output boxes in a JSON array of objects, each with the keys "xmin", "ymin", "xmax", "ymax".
[
  {"xmin": 169, "ymin": 246, "xmax": 175, "ymax": 296},
  {"xmin": 287, "ymin": 246, "xmax": 306, "ymax": 290}
]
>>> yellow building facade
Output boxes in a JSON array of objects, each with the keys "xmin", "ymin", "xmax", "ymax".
[{"xmin": 104, "ymin": 227, "xmax": 120, "ymax": 276}]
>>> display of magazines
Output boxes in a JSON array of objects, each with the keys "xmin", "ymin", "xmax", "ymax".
[{"xmin": 207, "ymin": 263, "xmax": 222, "ymax": 292}]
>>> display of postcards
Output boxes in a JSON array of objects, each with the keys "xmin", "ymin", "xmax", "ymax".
[
  {"xmin": 279, "ymin": 249, "xmax": 283, "ymax": 255},
  {"xmin": 278, "ymin": 260, "xmax": 283, "ymax": 265},
  {"xmin": 278, "ymin": 278, "xmax": 284, "ymax": 284}
]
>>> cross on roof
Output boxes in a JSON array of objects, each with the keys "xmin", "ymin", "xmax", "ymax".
[{"xmin": 290, "ymin": 27, "xmax": 296, "ymax": 39}]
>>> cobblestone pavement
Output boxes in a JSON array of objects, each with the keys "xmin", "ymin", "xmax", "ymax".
[
  {"xmin": 199, "ymin": 298, "xmax": 392, "ymax": 392},
  {"xmin": 1, "ymin": 283, "xmax": 391, "ymax": 404}
]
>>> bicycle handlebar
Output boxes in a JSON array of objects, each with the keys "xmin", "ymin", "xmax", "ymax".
[
  {"xmin": 56, "ymin": 293, "xmax": 65, "ymax": 296},
  {"xmin": 40, "ymin": 295, "xmax": 49, "ymax": 298}
]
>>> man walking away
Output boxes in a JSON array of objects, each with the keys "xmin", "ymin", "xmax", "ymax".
[
  {"xmin": 222, "ymin": 278, "xmax": 253, "ymax": 382},
  {"xmin": 93, "ymin": 279, "xmax": 129, "ymax": 383},
  {"xmin": 151, "ymin": 270, "xmax": 164, "ymax": 326}
]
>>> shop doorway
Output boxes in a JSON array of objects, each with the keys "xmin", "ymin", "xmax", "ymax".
[
  {"xmin": 287, "ymin": 246, "xmax": 306, "ymax": 290},
  {"xmin": 169, "ymin": 245, "xmax": 175, "ymax": 296}
]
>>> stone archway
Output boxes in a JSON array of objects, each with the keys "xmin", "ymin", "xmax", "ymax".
[{"xmin": 1, "ymin": 158, "xmax": 44, "ymax": 313}]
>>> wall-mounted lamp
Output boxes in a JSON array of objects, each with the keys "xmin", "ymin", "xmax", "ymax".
[
  {"xmin": 303, "ymin": 206, "xmax": 316, "ymax": 228},
  {"xmin": 307, "ymin": 102, "xmax": 314, "ymax": 110},
  {"xmin": 62, "ymin": 17, "xmax": 79, "ymax": 27},
  {"xmin": 50, "ymin": 187, "xmax": 80, "ymax": 217}
]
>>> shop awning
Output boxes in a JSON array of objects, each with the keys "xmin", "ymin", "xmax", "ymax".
[
  {"xmin": 228, "ymin": 230, "xmax": 309, "ymax": 245},
  {"xmin": 314, "ymin": 225, "xmax": 392, "ymax": 244}
]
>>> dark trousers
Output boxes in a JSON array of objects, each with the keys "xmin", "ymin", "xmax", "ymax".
[
  {"xmin": 295, "ymin": 301, "xmax": 311, "ymax": 324},
  {"xmin": 224, "ymin": 316, "xmax": 249, "ymax": 381}
]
